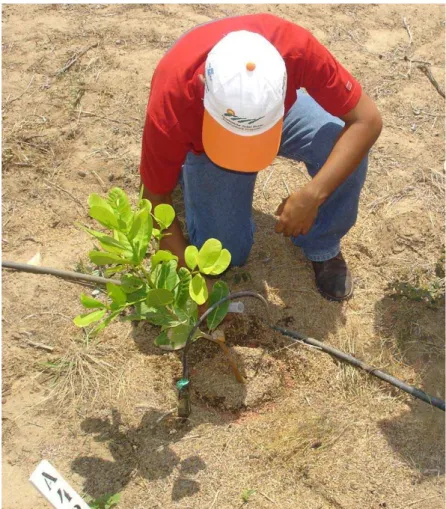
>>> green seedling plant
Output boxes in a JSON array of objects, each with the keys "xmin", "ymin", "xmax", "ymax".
[
  {"xmin": 73, "ymin": 187, "xmax": 233, "ymax": 353},
  {"xmin": 88, "ymin": 492, "xmax": 120, "ymax": 509},
  {"xmin": 241, "ymin": 489, "xmax": 257, "ymax": 504}
]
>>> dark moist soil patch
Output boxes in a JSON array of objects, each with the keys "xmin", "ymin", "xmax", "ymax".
[
  {"xmin": 188, "ymin": 315, "xmax": 294, "ymax": 412},
  {"xmin": 192, "ymin": 346, "xmax": 285, "ymax": 411}
]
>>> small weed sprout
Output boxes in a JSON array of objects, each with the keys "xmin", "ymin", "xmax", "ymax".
[
  {"xmin": 387, "ymin": 254, "xmax": 445, "ymax": 308},
  {"xmin": 241, "ymin": 489, "xmax": 257, "ymax": 503},
  {"xmin": 88, "ymin": 492, "xmax": 120, "ymax": 509}
]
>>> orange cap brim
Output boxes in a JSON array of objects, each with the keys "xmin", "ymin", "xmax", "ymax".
[{"xmin": 202, "ymin": 109, "xmax": 283, "ymax": 172}]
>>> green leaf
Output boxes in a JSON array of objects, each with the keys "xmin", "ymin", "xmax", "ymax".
[
  {"xmin": 185, "ymin": 298, "xmax": 198, "ymax": 324},
  {"xmin": 73, "ymin": 309, "xmax": 106, "ymax": 327},
  {"xmin": 205, "ymin": 248, "xmax": 231, "ymax": 275},
  {"xmin": 146, "ymin": 307, "xmax": 178, "ymax": 327},
  {"xmin": 90, "ymin": 310, "xmax": 121, "ymax": 336},
  {"xmin": 155, "ymin": 324, "xmax": 202, "ymax": 351},
  {"xmin": 154, "ymin": 204, "xmax": 175, "ymax": 230},
  {"xmin": 163, "ymin": 260, "xmax": 179, "ymax": 291},
  {"xmin": 146, "ymin": 288, "xmax": 174, "ymax": 307},
  {"xmin": 107, "ymin": 188, "xmax": 133, "ymax": 228},
  {"xmin": 89, "ymin": 251, "xmax": 129, "ymax": 266},
  {"xmin": 241, "ymin": 489, "xmax": 257, "ymax": 503},
  {"xmin": 206, "ymin": 281, "xmax": 230, "ymax": 330},
  {"xmin": 120, "ymin": 275, "xmax": 144, "ymax": 294},
  {"xmin": 106, "ymin": 283, "xmax": 127, "ymax": 306},
  {"xmin": 106, "ymin": 493, "xmax": 121, "ymax": 508},
  {"xmin": 98, "ymin": 236, "xmax": 133, "ymax": 257},
  {"xmin": 184, "ymin": 245, "xmax": 198, "ymax": 271},
  {"xmin": 88, "ymin": 492, "xmax": 121, "ymax": 509},
  {"xmin": 151, "ymin": 250, "xmax": 178, "ymax": 268},
  {"xmin": 197, "ymin": 239, "xmax": 222, "ymax": 274},
  {"xmin": 189, "ymin": 273, "xmax": 208, "ymax": 305},
  {"xmin": 80, "ymin": 293, "xmax": 106, "ymax": 309},
  {"xmin": 154, "ymin": 330, "xmax": 172, "ymax": 350},
  {"xmin": 79, "ymin": 225, "xmax": 133, "ymax": 258},
  {"xmin": 128, "ymin": 208, "xmax": 152, "ymax": 263},
  {"xmin": 152, "ymin": 260, "xmax": 179, "ymax": 291},
  {"xmin": 176, "ymin": 267, "xmax": 192, "ymax": 308},
  {"xmin": 132, "ymin": 301, "xmax": 153, "ymax": 318},
  {"xmin": 88, "ymin": 193, "xmax": 106, "ymax": 208},
  {"xmin": 139, "ymin": 198, "xmax": 152, "ymax": 213},
  {"xmin": 90, "ymin": 197, "xmax": 119, "ymax": 230},
  {"xmin": 78, "ymin": 224, "xmax": 108, "ymax": 239},
  {"xmin": 115, "ymin": 231, "xmax": 133, "ymax": 252},
  {"xmin": 167, "ymin": 324, "xmax": 193, "ymax": 349},
  {"xmin": 124, "ymin": 287, "xmax": 148, "ymax": 304},
  {"xmin": 104, "ymin": 265, "xmax": 127, "ymax": 277}
]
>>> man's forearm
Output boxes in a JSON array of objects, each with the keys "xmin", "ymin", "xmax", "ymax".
[
  {"xmin": 142, "ymin": 185, "xmax": 188, "ymax": 265},
  {"xmin": 305, "ymin": 119, "xmax": 381, "ymax": 205},
  {"xmin": 304, "ymin": 93, "xmax": 382, "ymax": 206}
]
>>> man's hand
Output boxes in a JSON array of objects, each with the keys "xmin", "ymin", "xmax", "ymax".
[
  {"xmin": 142, "ymin": 184, "xmax": 188, "ymax": 266},
  {"xmin": 274, "ymin": 186, "xmax": 322, "ymax": 238}
]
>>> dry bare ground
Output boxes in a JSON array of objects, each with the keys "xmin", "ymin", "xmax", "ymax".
[{"xmin": 2, "ymin": 4, "xmax": 445, "ymax": 509}]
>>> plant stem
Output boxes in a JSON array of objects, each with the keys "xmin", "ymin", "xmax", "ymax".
[
  {"xmin": 203, "ymin": 333, "xmax": 245, "ymax": 384},
  {"xmin": 140, "ymin": 264, "xmax": 155, "ymax": 289},
  {"xmin": 171, "ymin": 270, "xmax": 191, "ymax": 294}
]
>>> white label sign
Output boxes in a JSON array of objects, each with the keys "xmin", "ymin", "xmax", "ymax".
[{"xmin": 29, "ymin": 460, "xmax": 90, "ymax": 509}]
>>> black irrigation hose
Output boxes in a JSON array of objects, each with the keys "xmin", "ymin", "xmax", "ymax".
[
  {"xmin": 2, "ymin": 260, "xmax": 120, "ymax": 286},
  {"xmin": 178, "ymin": 291, "xmax": 445, "ymax": 417},
  {"xmin": 273, "ymin": 325, "xmax": 446, "ymax": 412}
]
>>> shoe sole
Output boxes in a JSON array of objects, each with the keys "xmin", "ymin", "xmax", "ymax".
[{"xmin": 315, "ymin": 284, "xmax": 354, "ymax": 302}]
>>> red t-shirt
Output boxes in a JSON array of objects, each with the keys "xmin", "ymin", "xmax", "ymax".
[{"xmin": 140, "ymin": 13, "xmax": 362, "ymax": 194}]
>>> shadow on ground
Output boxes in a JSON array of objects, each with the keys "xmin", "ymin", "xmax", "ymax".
[
  {"xmin": 375, "ymin": 295, "xmax": 445, "ymax": 476},
  {"xmin": 71, "ymin": 408, "xmax": 211, "ymax": 501}
]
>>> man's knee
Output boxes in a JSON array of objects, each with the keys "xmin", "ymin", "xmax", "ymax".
[
  {"xmin": 228, "ymin": 239, "xmax": 253, "ymax": 267},
  {"xmin": 190, "ymin": 228, "xmax": 253, "ymax": 268}
]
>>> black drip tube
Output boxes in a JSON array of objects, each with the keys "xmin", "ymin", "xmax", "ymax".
[
  {"xmin": 2, "ymin": 260, "xmax": 120, "ymax": 286},
  {"xmin": 272, "ymin": 325, "xmax": 445, "ymax": 412},
  {"xmin": 178, "ymin": 291, "xmax": 445, "ymax": 417}
]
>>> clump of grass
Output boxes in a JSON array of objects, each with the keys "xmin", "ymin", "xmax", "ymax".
[
  {"xmin": 249, "ymin": 408, "xmax": 336, "ymax": 464},
  {"xmin": 387, "ymin": 253, "xmax": 445, "ymax": 308},
  {"xmin": 40, "ymin": 331, "xmax": 123, "ymax": 408}
]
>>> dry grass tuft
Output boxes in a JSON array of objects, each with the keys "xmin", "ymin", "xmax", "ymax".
[
  {"xmin": 40, "ymin": 335, "xmax": 126, "ymax": 408},
  {"xmin": 248, "ymin": 406, "xmax": 337, "ymax": 465}
]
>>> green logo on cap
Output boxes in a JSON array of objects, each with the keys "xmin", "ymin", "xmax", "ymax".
[{"xmin": 223, "ymin": 111, "xmax": 265, "ymax": 126}]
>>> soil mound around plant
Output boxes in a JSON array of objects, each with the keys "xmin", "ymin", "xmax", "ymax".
[{"xmin": 192, "ymin": 346, "xmax": 284, "ymax": 411}]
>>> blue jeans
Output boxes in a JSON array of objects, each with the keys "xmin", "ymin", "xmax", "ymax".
[{"xmin": 181, "ymin": 93, "xmax": 368, "ymax": 265}]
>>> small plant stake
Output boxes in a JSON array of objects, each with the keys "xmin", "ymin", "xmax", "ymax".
[{"xmin": 29, "ymin": 460, "xmax": 90, "ymax": 508}]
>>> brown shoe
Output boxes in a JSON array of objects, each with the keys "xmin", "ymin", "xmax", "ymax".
[{"xmin": 311, "ymin": 252, "xmax": 353, "ymax": 301}]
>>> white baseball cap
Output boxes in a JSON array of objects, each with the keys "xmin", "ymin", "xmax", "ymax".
[{"xmin": 202, "ymin": 30, "xmax": 287, "ymax": 172}]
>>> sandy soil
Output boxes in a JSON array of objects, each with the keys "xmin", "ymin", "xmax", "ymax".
[{"xmin": 2, "ymin": 4, "xmax": 445, "ymax": 509}]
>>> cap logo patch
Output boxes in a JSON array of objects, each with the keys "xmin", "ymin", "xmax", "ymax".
[
  {"xmin": 223, "ymin": 110, "xmax": 265, "ymax": 131},
  {"xmin": 346, "ymin": 81, "xmax": 352, "ymax": 91}
]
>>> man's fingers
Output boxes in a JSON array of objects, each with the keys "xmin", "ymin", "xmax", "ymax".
[
  {"xmin": 275, "ymin": 220, "xmax": 284, "ymax": 233},
  {"xmin": 275, "ymin": 197, "xmax": 288, "ymax": 216},
  {"xmin": 275, "ymin": 203, "xmax": 284, "ymax": 216}
]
